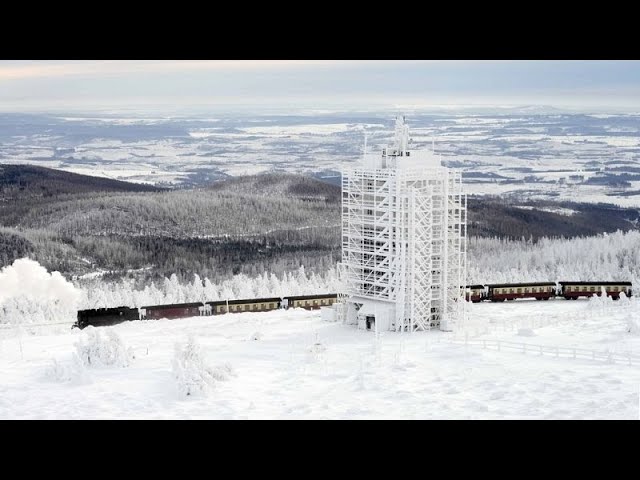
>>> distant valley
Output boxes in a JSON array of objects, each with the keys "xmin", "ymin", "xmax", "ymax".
[{"xmin": 2, "ymin": 111, "xmax": 640, "ymax": 207}]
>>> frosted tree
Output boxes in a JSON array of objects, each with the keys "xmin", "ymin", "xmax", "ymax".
[
  {"xmin": 75, "ymin": 327, "xmax": 134, "ymax": 368},
  {"xmin": 268, "ymin": 273, "xmax": 284, "ymax": 298},
  {"xmin": 172, "ymin": 335, "xmax": 216, "ymax": 397},
  {"xmin": 189, "ymin": 274, "xmax": 206, "ymax": 304},
  {"xmin": 203, "ymin": 278, "xmax": 218, "ymax": 301},
  {"xmin": 230, "ymin": 274, "xmax": 254, "ymax": 299},
  {"xmin": 296, "ymin": 266, "xmax": 308, "ymax": 294}
]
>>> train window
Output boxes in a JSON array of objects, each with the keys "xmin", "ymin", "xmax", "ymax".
[
  {"xmin": 517, "ymin": 288, "xmax": 522, "ymax": 293},
  {"xmin": 590, "ymin": 286, "xmax": 595, "ymax": 292}
]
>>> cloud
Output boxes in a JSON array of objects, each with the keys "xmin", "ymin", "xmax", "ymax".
[{"xmin": 0, "ymin": 60, "xmax": 403, "ymax": 82}]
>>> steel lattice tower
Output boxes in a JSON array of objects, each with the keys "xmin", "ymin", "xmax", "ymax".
[{"xmin": 339, "ymin": 116, "xmax": 467, "ymax": 332}]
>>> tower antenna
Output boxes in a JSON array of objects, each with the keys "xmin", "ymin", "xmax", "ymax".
[{"xmin": 363, "ymin": 131, "xmax": 368, "ymax": 160}]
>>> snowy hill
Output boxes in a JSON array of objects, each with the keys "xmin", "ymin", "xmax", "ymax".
[
  {"xmin": 207, "ymin": 172, "xmax": 340, "ymax": 203},
  {"xmin": 0, "ymin": 164, "xmax": 161, "ymax": 199}
]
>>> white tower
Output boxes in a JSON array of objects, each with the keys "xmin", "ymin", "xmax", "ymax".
[{"xmin": 339, "ymin": 116, "xmax": 467, "ymax": 332}]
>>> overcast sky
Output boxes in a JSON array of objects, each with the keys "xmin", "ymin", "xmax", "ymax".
[{"xmin": 1, "ymin": 60, "xmax": 640, "ymax": 114}]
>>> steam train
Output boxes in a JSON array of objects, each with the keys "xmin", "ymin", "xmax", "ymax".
[
  {"xmin": 75, "ymin": 280, "xmax": 634, "ymax": 330},
  {"xmin": 465, "ymin": 281, "xmax": 633, "ymax": 303},
  {"xmin": 75, "ymin": 293, "xmax": 338, "ymax": 329}
]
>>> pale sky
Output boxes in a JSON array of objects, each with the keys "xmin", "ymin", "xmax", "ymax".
[{"xmin": 1, "ymin": 60, "xmax": 640, "ymax": 113}]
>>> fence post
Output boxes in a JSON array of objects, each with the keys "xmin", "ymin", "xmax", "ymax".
[
  {"xmin": 497, "ymin": 340, "xmax": 501, "ymax": 352},
  {"xmin": 540, "ymin": 346, "xmax": 543, "ymax": 356},
  {"xmin": 483, "ymin": 339, "xmax": 486, "ymax": 349},
  {"xmin": 523, "ymin": 343, "xmax": 526, "ymax": 354},
  {"xmin": 572, "ymin": 349, "xmax": 576, "ymax": 360}
]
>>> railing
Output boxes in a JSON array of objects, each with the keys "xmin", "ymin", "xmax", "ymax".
[{"xmin": 443, "ymin": 336, "xmax": 640, "ymax": 366}]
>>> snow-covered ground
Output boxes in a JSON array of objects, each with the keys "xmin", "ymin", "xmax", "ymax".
[{"xmin": 1, "ymin": 297, "xmax": 639, "ymax": 419}]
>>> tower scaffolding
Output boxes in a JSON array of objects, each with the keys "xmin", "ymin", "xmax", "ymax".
[{"xmin": 339, "ymin": 116, "xmax": 467, "ymax": 332}]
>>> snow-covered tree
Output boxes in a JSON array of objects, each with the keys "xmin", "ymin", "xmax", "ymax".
[
  {"xmin": 172, "ymin": 335, "xmax": 216, "ymax": 397},
  {"xmin": 74, "ymin": 327, "xmax": 134, "ymax": 368}
]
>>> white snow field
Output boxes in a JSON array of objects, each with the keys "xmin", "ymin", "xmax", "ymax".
[{"xmin": 1, "ymin": 297, "xmax": 639, "ymax": 419}]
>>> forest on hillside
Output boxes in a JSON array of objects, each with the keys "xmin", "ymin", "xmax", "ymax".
[{"xmin": 0, "ymin": 167, "xmax": 638, "ymax": 286}]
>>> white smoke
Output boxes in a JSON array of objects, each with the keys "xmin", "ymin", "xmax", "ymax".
[{"xmin": 0, "ymin": 258, "xmax": 81, "ymax": 325}]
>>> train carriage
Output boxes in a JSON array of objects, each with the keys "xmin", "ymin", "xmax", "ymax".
[
  {"xmin": 140, "ymin": 302, "xmax": 207, "ymax": 320},
  {"xmin": 283, "ymin": 294, "xmax": 338, "ymax": 310},
  {"xmin": 465, "ymin": 285, "xmax": 485, "ymax": 303},
  {"xmin": 487, "ymin": 282, "xmax": 556, "ymax": 302},
  {"xmin": 559, "ymin": 281, "xmax": 632, "ymax": 300},
  {"xmin": 208, "ymin": 297, "xmax": 281, "ymax": 314}
]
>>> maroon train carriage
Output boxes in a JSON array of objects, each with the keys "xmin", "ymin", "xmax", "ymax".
[
  {"xmin": 559, "ymin": 281, "xmax": 632, "ymax": 300},
  {"xmin": 487, "ymin": 282, "xmax": 556, "ymax": 302},
  {"xmin": 465, "ymin": 285, "xmax": 485, "ymax": 303},
  {"xmin": 207, "ymin": 297, "xmax": 282, "ymax": 314},
  {"xmin": 284, "ymin": 294, "xmax": 338, "ymax": 310},
  {"xmin": 140, "ymin": 302, "xmax": 208, "ymax": 320}
]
